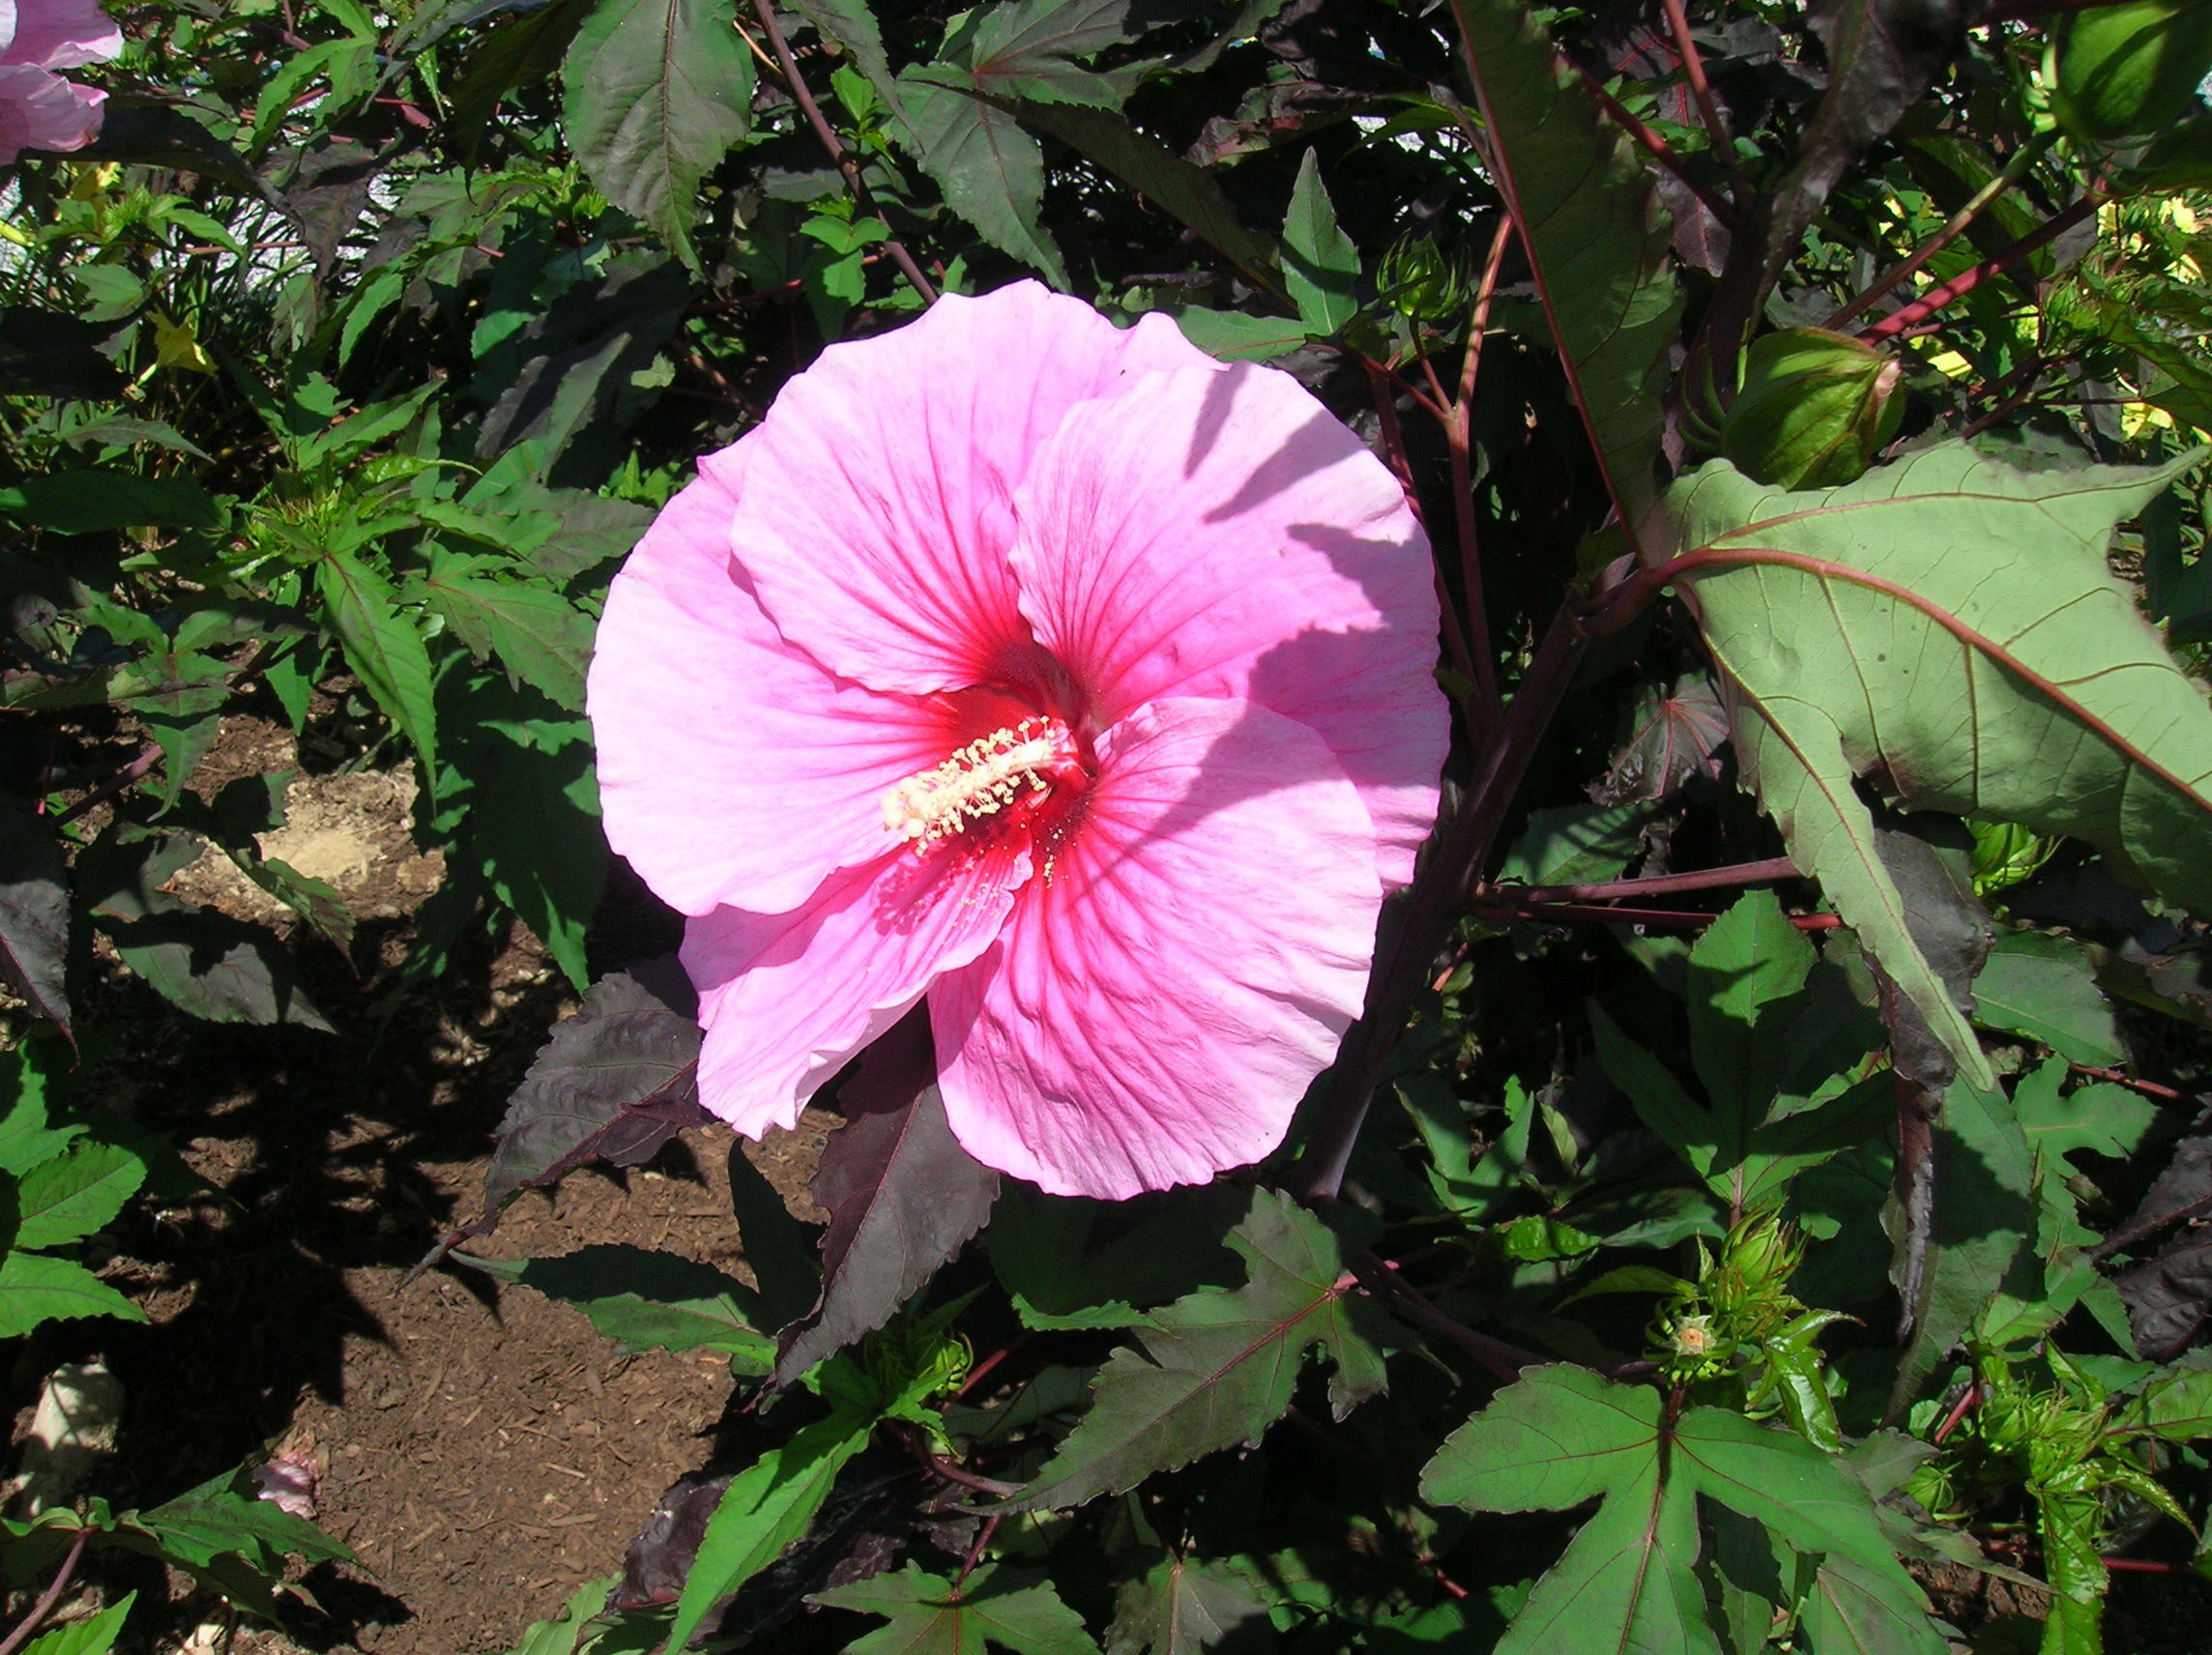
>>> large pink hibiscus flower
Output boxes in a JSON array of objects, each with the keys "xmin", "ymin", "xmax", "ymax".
[
  {"xmin": 589, "ymin": 282, "xmax": 1446, "ymax": 1200},
  {"xmin": 0, "ymin": 0, "xmax": 121, "ymax": 165}
]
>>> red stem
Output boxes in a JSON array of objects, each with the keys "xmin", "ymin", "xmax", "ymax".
[
  {"xmin": 48, "ymin": 744, "xmax": 161, "ymax": 828},
  {"xmin": 1351, "ymin": 1252, "xmax": 1540, "ymax": 1383},
  {"xmin": 1659, "ymin": 0, "xmax": 1737, "ymax": 177},
  {"xmin": 1442, "ymin": 217, "xmax": 1514, "ymax": 726},
  {"xmin": 2069, "ymin": 1064, "xmax": 2183, "ymax": 1103},
  {"xmin": 0, "ymin": 1529, "xmax": 90, "ymax": 1655},
  {"xmin": 1569, "ymin": 63, "xmax": 1742, "ymax": 232},
  {"xmin": 1860, "ymin": 196, "xmax": 2098, "ymax": 341},
  {"xmin": 1932, "ymin": 1382, "xmax": 1979, "ymax": 1445},
  {"xmin": 1486, "ymin": 855, "xmax": 1801, "ymax": 908}
]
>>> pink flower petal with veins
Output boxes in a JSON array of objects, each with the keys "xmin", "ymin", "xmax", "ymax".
[
  {"xmin": 685, "ymin": 843, "xmax": 1030, "ymax": 1136},
  {"xmin": 589, "ymin": 282, "xmax": 1446, "ymax": 1197},
  {"xmin": 1009, "ymin": 362, "xmax": 1445, "ymax": 889},
  {"xmin": 2, "ymin": 0, "xmax": 122, "ymax": 70},
  {"xmin": 932, "ymin": 698, "xmax": 1382, "ymax": 1198},
  {"xmin": 715, "ymin": 282, "xmax": 1214, "ymax": 697},
  {"xmin": 0, "ymin": 62, "xmax": 100, "ymax": 162},
  {"xmin": 590, "ymin": 462, "xmax": 990, "ymax": 916}
]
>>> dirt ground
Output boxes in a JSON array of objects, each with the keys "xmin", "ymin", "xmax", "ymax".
[{"xmin": 12, "ymin": 716, "xmax": 834, "ymax": 1654}]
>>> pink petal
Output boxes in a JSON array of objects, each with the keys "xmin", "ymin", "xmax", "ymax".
[
  {"xmin": 0, "ymin": 63, "xmax": 100, "ymax": 162},
  {"xmin": 1008, "ymin": 363, "xmax": 1444, "ymax": 890},
  {"xmin": 590, "ymin": 462, "xmax": 1002, "ymax": 916},
  {"xmin": 931, "ymin": 697, "xmax": 1383, "ymax": 1198},
  {"xmin": 687, "ymin": 844, "xmax": 1029, "ymax": 1135},
  {"xmin": 1, "ymin": 0, "xmax": 121, "ymax": 70},
  {"xmin": 714, "ymin": 281, "xmax": 1222, "ymax": 697}
]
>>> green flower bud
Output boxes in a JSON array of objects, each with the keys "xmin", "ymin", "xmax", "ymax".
[
  {"xmin": 2052, "ymin": 0, "xmax": 2212, "ymax": 147},
  {"xmin": 1969, "ymin": 817, "xmax": 2058, "ymax": 897},
  {"xmin": 1375, "ymin": 232, "xmax": 1471, "ymax": 329},
  {"xmin": 1721, "ymin": 328, "xmax": 1906, "ymax": 490}
]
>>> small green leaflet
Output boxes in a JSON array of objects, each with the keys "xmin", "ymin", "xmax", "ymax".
[
  {"xmin": 0, "ymin": 1251, "xmax": 146, "ymax": 1336},
  {"xmin": 14, "ymin": 1143, "xmax": 146, "ymax": 1253},
  {"xmin": 1002, "ymin": 1189, "xmax": 1391, "ymax": 1512},
  {"xmin": 1420, "ymin": 1366, "xmax": 1943, "ymax": 1655},
  {"xmin": 661, "ymin": 1410, "xmax": 874, "ymax": 1652},
  {"xmin": 1282, "ymin": 151, "xmax": 1358, "ymax": 336},
  {"xmin": 458, "ymin": 1246, "xmax": 774, "ymax": 1371},
  {"xmin": 409, "ymin": 550, "xmax": 595, "ymax": 712},
  {"xmin": 561, "ymin": 0, "xmax": 754, "ymax": 272},
  {"xmin": 315, "ymin": 547, "xmax": 439, "ymax": 792},
  {"xmin": 1972, "ymin": 931, "xmax": 2129, "ymax": 1068},
  {"xmin": 1661, "ymin": 443, "xmax": 2212, "ymax": 1089},
  {"xmin": 15, "ymin": 1590, "xmax": 134, "ymax": 1655},
  {"xmin": 1106, "ymin": 1553, "xmax": 1268, "ymax": 1655},
  {"xmin": 815, "ymin": 1562, "xmax": 1099, "ymax": 1655}
]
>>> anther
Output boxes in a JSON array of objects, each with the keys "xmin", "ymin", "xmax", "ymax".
[{"xmin": 882, "ymin": 719, "xmax": 1069, "ymax": 849}]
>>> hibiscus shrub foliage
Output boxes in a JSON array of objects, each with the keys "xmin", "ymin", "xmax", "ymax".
[{"xmin": 10, "ymin": 0, "xmax": 2212, "ymax": 1651}]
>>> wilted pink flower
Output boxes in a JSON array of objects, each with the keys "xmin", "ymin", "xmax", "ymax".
[
  {"xmin": 0, "ymin": 0, "xmax": 121, "ymax": 164},
  {"xmin": 589, "ymin": 283, "xmax": 1445, "ymax": 1199},
  {"xmin": 253, "ymin": 1452, "xmax": 319, "ymax": 1522}
]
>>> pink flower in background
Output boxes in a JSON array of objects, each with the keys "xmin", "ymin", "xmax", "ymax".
[
  {"xmin": 589, "ymin": 282, "xmax": 1445, "ymax": 1199},
  {"xmin": 0, "ymin": 0, "xmax": 121, "ymax": 164}
]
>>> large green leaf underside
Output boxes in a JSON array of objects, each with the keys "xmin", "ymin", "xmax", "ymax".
[
  {"xmin": 1446, "ymin": 0, "xmax": 1682, "ymax": 523},
  {"xmin": 1662, "ymin": 442, "xmax": 2211, "ymax": 1086}
]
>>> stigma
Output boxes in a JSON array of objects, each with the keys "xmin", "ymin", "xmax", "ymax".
[{"xmin": 882, "ymin": 717, "xmax": 1082, "ymax": 849}]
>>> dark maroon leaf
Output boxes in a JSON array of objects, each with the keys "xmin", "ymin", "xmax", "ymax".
[
  {"xmin": 0, "ymin": 792, "xmax": 71, "ymax": 1032},
  {"xmin": 617, "ymin": 1467, "xmax": 734, "ymax": 1611},
  {"xmin": 1766, "ymin": 0, "xmax": 1976, "ymax": 290},
  {"xmin": 774, "ymin": 1012, "xmax": 1000, "ymax": 1384},
  {"xmin": 2116, "ymin": 1227, "xmax": 2212, "ymax": 1360},
  {"xmin": 1593, "ymin": 675, "xmax": 1731, "ymax": 805},
  {"xmin": 2107, "ymin": 1132, "xmax": 2212, "ymax": 1257},
  {"xmin": 480, "ymin": 957, "xmax": 706, "ymax": 1211}
]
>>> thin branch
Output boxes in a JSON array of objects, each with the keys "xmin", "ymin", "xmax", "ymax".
[
  {"xmin": 2069, "ymin": 1063, "xmax": 2184, "ymax": 1103},
  {"xmin": 1860, "ymin": 194, "xmax": 2098, "ymax": 341},
  {"xmin": 1484, "ymin": 855, "xmax": 1801, "ymax": 908},
  {"xmin": 0, "ymin": 1528, "xmax": 90, "ymax": 1655},
  {"xmin": 1569, "ymin": 62, "xmax": 1742, "ymax": 231},
  {"xmin": 749, "ymin": 0, "xmax": 937, "ymax": 304},
  {"xmin": 48, "ymin": 744, "xmax": 161, "ymax": 829},
  {"xmin": 1828, "ymin": 134, "xmax": 2055, "ymax": 332},
  {"xmin": 927, "ymin": 1455, "xmax": 1021, "ymax": 1498},
  {"xmin": 1352, "ymin": 1252, "xmax": 1541, "ymax": 1383},
  {"xmin": 1369, "ymin": 360, "xmax": 1479, "ymax": 694},
  {"xmin": 1441, "ymin": 217, "xmax": 1514, "ymax": 726},
  {"xmin": 1659, "ymin": 0, "xmax": 1739, "ymax": 185}
]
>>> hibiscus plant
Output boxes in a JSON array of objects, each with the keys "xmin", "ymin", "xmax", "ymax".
[{"xmin": 6, "ymin": 0, "xmax": 2212, "ymax": 1652}]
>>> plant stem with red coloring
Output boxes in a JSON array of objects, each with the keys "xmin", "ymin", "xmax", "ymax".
[{"xmin": 1860, "ymin": 195, "xmax": 2098, "ymax": 341}]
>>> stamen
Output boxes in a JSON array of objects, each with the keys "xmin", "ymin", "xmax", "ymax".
[{"xmin": 882, "ymin": 718, "xmax": 1068, "ymax": 849}]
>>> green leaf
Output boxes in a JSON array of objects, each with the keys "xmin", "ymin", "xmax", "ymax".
[
  {"xmin": 1973, "ymin": 932, "xmax": 2130, "ymax": 1068},
  {"xmin": 0, "ymin": 1251, "xmax": 145, "ymax": 1336},
  {"xmin": 500, "ymin": 1575, "xmax": 617, "ymax": 1655},
  {"xmin": 1003, "ymin": 1190, "xmax": 1390, "ymax": 1511},
  {"xmin": 899, "ymin": 73, "xmax": 1064, "ymax": 284},
  {"xmin": 2013, "ymin": 1059, "xmax": 2157, "ymax": 1167},
  {"xmin": 1496, "ymin": 800, "xmax": 1652, "ymax": 888},
  {"xmin": 1892, "ymin": 1071, "xmax": 2034, "ymax": 1405},
  {"xmin": 815, "ymin": 1563, "xmax": 1100, "ymax": 1655},
  {"xmin": 14, "ymin": 1144, "xmax": 146, "ymax": 1253},
  {"xmin": 16, "ymin": 1590, "xmax": 134, "ymax": 1655},
  {"xmin": 1687, "ymin": 889, "xmax": 1818, "ymax": 1153},
  {"xmin": 316, "ymin": 548, "xmax": 439, "ymax": 789},
  {"xmin": 459, "ymin": 1246, "xmax": 773, "ymax": 1369},
  {"xmin": 1282, "ymin": 150, "xmax": 1358, "ymax": 336},
  {"xmin": 662, "ymin": 1410, "xmax": 873, "ymax": 1652},
  {"xmin": 1015, "ymin": 103, "xmax": 1279, "ymax": 293},
  {"xmin": 562, "ymin": 0, "xmax": 754, "ymax": 270},
  {"xmin": 1166, "ymin": 306, "xmax": 1303, "ymax": 363},
  {"xmin": 1106, "ymin": 1553, "xmax": 1268, "ymax": 1655},
  {"xmin": 0, "ymin": 470, "xmax": 223, "ymax": 533},
  {"xmin": 1422, "ymin": 1368, "xmax": 1942, "ymax": 1655},
  {"xmin": 786, "ymin": 0, "xmax": 917, "ymax": 135},
  {"xmin": 1661, "ymin": 444, "xmax": 2211, "ymax": 1088},
  {"xmin": 2132, "ymin": 1367, "xmax": 2212, "ymax": 1442},
  {"xmin": 0, "ymin": 1047, "xmax": 77, "ymax": 1178},
  {"xmin": 411, "ymin": 553, "xmax": 596, "ymax": 712},
  {"xmin": 1445, "ymin": 0, "xmax": 1682, "ymax": 521}
]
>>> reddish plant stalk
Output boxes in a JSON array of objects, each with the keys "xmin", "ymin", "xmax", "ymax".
[
  {"xmin": 1370, "ymin": 361, "xmax": 1480, "ymax": 695},
  {"xmin": 1569, "ymin": 63, "xmax": 1742, "ymax": 232},
  {"xmin": 1441, "ymin": 216, "xmax": 1516, "ymax": 725},
  {"xmin": 1659, "ymin": 0, "xmax": 1737, "ymax": 179},
  {"xmin": 48, "ymin": 743, "xmax": 161, "ymax": 829},
  {"xmin": 749, "ymin": 0, "xmax": 937, "ymax": 305},
  {"xmin": 1860, "ymin": 195, "xmax": 2099, "ymax": 341},
  {"xmin": 2069, "ymin": 1064, "xmax": 2184, "ymax": 1103},
  {"xmin": 0, "ymin": 1529, "xmax": 89, "ymax": 1655},
  {"xmin": 1828, "ymin": 135, "xmax": 2055, "ymax": 332},
  {"xmin": 1484, "ymin": 855, "xmax": 1801, "ymax": 908},
  {"xmin": 1932, "ymin": 1382, "xmax": 1980, "ymax": 1445}
]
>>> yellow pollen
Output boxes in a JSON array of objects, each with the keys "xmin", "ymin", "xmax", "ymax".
[{"xmin": 882, "ymin": 720, "xmax": 1059, "ymax": 848}]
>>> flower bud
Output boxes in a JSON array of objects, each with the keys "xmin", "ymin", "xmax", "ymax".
[
  {"xmin": 2052, "ymin": 0, "xmax": 2212, "ymax": 147},
  {"xmin": 1721, "ymin": 328, "xmax": 1905, "ymax": 490}
]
